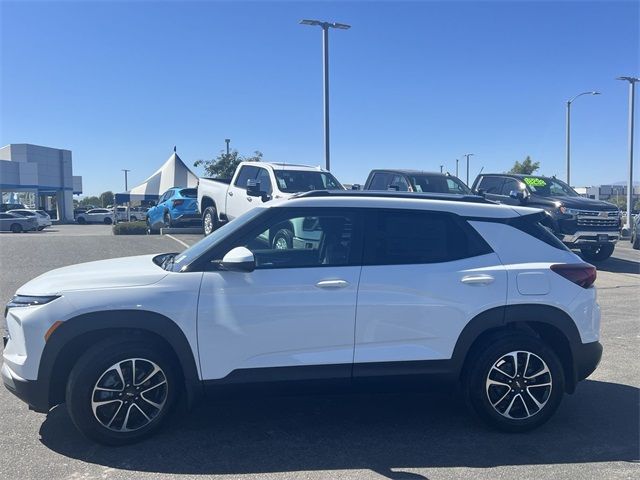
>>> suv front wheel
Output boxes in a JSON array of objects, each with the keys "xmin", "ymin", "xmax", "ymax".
[
  {"xmin": 66, "ymin": 337, "xmax": 179, "ymax": 445},
  {"xmin": 465, "ymin": 334, "xmax": 565, "ymax": 432}
]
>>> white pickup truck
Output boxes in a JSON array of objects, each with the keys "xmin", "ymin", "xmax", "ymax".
[{"xmin": 197, "ymin": 162, "xmax": 344, "ymax": 237}]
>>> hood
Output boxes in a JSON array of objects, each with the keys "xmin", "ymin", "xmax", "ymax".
[
  {"xmin": 530, "ymin": 195, "xmax": 618, "ymax": 210},
  {"xmin": 16, "ymin": 254, "xmax": 169, "ymax": 296}
]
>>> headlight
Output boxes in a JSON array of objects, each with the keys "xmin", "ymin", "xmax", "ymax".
[
  {"xmin": 6, "ymin": 295, "xmax": 60, "ymax": 309},
  {"xmin": 559, "ymin": 206, "xmax": 579, "ymax": 216}
]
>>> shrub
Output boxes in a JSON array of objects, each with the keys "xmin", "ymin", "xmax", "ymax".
[{"xmin": 113, "ymin": 221, "xmax": 147, "ymax": 235}]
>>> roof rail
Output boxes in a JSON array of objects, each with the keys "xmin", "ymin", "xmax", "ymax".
[{"xmin": 291, "ymin": 190, "xmax": 493, "ymax": 204}]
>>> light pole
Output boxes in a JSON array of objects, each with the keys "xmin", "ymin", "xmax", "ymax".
[
  {"xmin": 440, "ymin": 164, "xmax": 444, "ymax": 173},
  {"xmin": 225, "ymin": 138, "xmax": 231, "ymax": 156},
  {"xmin": 122, "ymin": 169, "xmax": 130, "ymax": 191},
  {"xmin": 455, "ymin": 159, "xmax": 459, "ymax": 177},
  {"xmin": 617, "ymin": 76, "xmax": 638, "ymax": 230},
  {"xmin": 463, "ymin": 153, "xmax": 474, "ymax": 186},
  {"xmin": 566, "ymin": 91, "xmax": 600, "ymax": 186},
  {"xmin": 300, "ymin": 19, "xmax": 351, "ymax": 171}
]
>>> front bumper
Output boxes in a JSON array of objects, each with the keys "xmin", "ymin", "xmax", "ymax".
[
  {"xmin": 561, "ymin": 231, "xmax": 619, "ymax": 245},
  {"xmin": 1, "ymin": 361, "xmax": 49, "ymax": 413}
]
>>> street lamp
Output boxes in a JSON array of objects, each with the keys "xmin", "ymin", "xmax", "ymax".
[
  {"xmin": 455, "ymin": 158, "xmax": 459, "ymax": 177},
  {"xmin": 300, "ymin": 19, "xmax": 351, "ymax": 171},
  {"xmin": 463, "ymin": 153, "xmax": 474, "ymax": 186},
  {"xmin": 566, "ymin": 91, "xmax": 600, "ymax": 186},
  {"xmin": 225, "ymin": 138, "xmax": 231, "ymax": 156},
  {"xmin": 617, "ymin": 76, "xmax": 638, "ymax": 231},
  {"xmin": 440, "ymin": 164, "xmax": 444, "ymax": 173}
]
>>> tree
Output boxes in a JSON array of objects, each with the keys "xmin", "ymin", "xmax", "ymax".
[
  {"xmin": 99, "ymin": 191, "xmax": 114, "ymax": 207},
  {"xmin": 508, "ymin": 156, "xmax": 540, "ymax": 175},
  {"xmin": 79, "ymin": 196, "xmax": 101, "ymax": 207},
  {"xmin": 194, "ymin": 150, "xmax": 263, "ymax": 179}
]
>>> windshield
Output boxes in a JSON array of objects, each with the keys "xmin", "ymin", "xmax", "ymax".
[
  {"xmin": 274, "ymin": 170, "xmax": 343, "ymax": 193},
  {"xmin": 408, "ymin": 174, "xmax": 471, "ymax": 194},
  {"xmin": 523, "ymin": 176, "xmax": 578, "ymax": 197},
  {"xmin": 171, "ymin": 207, "xmax": 267, "ymax": 271}
]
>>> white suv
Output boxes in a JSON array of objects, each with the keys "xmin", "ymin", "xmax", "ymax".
[{"xmin": 2, "ymin": 191, "xmax": 602, "ymax": 445}]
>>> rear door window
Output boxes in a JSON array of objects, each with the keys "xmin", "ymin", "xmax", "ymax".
[{"xmin": 364, "ymin": 209, "xmax": 492, "ymax": 265}]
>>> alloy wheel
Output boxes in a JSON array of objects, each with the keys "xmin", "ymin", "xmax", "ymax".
[
  {"xmin": 204, "ymin": 212, "xmax": 213, "ymax": 235},
  {"xmin": 274, "ymin": 236, "xmax": 289, "ymax": 249},
  {"xmin": 485, "ymin": 350, "xmax": 552, "ymax": 420},
  {"xmin": 91, "ymin": 358, "xmax": 168, "ymax": 432}
]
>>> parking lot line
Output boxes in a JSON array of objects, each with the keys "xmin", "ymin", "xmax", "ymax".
[{"xmin": 165, "ymin": 234, "xmax": 190, "ymax": 249}]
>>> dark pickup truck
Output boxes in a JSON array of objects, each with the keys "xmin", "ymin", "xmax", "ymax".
[
  {"xmin": 361, "ymin": 169, "xmax": 472, "ymax": 194},
  {"xmin": 472, "ymin": 173, "xmax": 621, "ymax": 261}
]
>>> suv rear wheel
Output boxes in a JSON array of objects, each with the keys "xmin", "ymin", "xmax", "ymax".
[
  {"xmin": 66, "ymin": 338, "xmax": 179, "ymax": 445},
  {"xmin": 465, "ymin": 334, "xmax": 565, "ymax": 432}
]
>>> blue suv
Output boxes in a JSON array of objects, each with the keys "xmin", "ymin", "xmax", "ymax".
[{"xmin": 146, "ymin": 187, "xmax": 200, "ymax": 232}]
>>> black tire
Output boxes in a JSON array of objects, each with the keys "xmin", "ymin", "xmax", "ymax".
[
  {"xmin": 146, "ymin": 217, "xmax": 159, "ymax": 235},
  {"xmin": 202, "ymin": 206, "xmax": 218, "ymax": 236},
  {"xmin": 10, "ymin": 223, "xmax": 22, "ymax": 233},
  {"xmin": 103, "ymin": 217, "xmax": 113, "ymax": 225},
  {"xmin": 580, "ymin": 244, "xmax": 614, "ymax": 261},
  {"xmin": 130, "ymin": 216, "xmax": 137, "ymax": 222},
  {"xmin": 77, "ymin": 217, "xmax": 86, "ymax": 225},
  {"xmin": 272, "ymin": 228, "xmax": 294, "ymax": 250},
  {"xmin": 464, "ymin": 333, "xmax": 565, "ymax": 432},
  {"xmin": 163, "ymin": 212, "xmax": 173, "ymax": 229},
  {"xmin": 66, "ymin": 337, "xmax": 180, "ymax": 446}
]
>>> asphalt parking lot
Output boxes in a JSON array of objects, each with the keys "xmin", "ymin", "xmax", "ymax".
[{"xmin": 0, "ymin": 225, "xmax": 638, "ymax": 480}]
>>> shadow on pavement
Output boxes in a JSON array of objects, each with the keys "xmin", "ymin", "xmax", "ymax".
[
  {"xmin": 39, "ymin": 380, "xmax": 639, "ymax": 478},
  {"xmin": 592, "ymin": 256, "xmax": 640, "ymax": 275}
]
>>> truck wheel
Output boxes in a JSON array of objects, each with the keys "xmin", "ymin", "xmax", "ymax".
[
  {"xmin": 202, "ymin": 207, "xmax": 218, "ymax": 236},
  {"xmin": 580, "ymin": 244, "xmax": 614, "ymax": 261},
  {"xmin": 272, "ymin": 229, "xmax": 293, "ymax": 250},
  {"xmin": 464, "ymin": 334, "xmax": 565, "ymax": 432},
  {"xmin": 66, "ymin": 337, "xmax": 180, "ymax": 445}
]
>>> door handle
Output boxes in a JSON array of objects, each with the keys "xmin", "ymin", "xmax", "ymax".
[
  {"xmin": 461, "ymin": 274, "xmax": 495, "ymax": 285},
  {"xmin": 315, "ymin": 279, "xmax": 350, "ymax": 289},
  {"xmin": 228, "ymin": 191, "xmax": 233, "ymax": 197}
]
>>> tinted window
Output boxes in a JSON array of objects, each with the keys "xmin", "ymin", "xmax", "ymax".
[
  {"xmin": 364, "ymin": 210, "xmax": 492, "ymax": 265},
  {"xmin": 179, "ymin": 188, "xmax": 197, "ymax": 198},
  {"xmin": 390, "ymin": 175, "xmax": 410, "ymax": 191},
  {"xmin": 234, "ymin": 165, "xmax": 260, "ymax": 189},
  {"xmin": 477, "ymin": 176, "xmax": 505, "ymax": 194},
  {"xmin": 221, "ymin": 209, "xmax": 359, "ymax": 269},
  {"xmin": 500, "ymin": 178, "xmax": 521, "ymax": 196},
  {"xmin": 0, "ymin": 213, "xmax": 11, "ymax": 219},
  {"xmin": 273, "ymin": 171, "xmax": 342, "ymax": 193},
  {"xmin": 409, "ymin": 174, "xmax": 471, "ymax": 194},
  {"xmin": 255, "ymin": 168, "xmax": 273, "ymax": 194},
  {"xmin": 369, "ymin": 172, "xmax": 392, "ymax": 190}
]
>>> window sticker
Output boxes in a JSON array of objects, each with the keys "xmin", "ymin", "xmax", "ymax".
[{"xmin": 524, "ymin": 177, "xmax": 547, "ymax": 187}]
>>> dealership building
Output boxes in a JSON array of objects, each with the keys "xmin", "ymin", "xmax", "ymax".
[{"xmin": 0, "ymin": 144, "xmax": 82, "ymax": 221}]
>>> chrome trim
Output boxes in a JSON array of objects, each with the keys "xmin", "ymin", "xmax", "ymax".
[{"xmin": 561, "ymin": 231, "xmax": 619, "ymax": 244}]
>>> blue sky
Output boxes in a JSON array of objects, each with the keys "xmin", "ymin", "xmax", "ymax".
[{"xmin": 1, "ymin": 0, "xmax": 638, "ymax": 196}]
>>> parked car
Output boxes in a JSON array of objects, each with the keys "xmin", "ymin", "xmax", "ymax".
[
  {"xmin": 113, "ymin": 206, "xmax": 142, "ymax": 222},
  {"xmin": 198, "ymin": 162, "xmax": 345, "ymax": 236},
  {"xmin": 0, "ymin": 203, "xmax": 26, "ymax": 213},
  {"xmin": 362, "ymin": 169, "xmax": 472, "ymax": 194},
  {"xmin": 630, "ymin": 214, "xmax": 640, "ymax": 250},
  {"xmin": 3, "ymin": 190, "xmax": 602, "ymax": 445},
  {"xmin": 471, "ymin": 174, "xmax": 621, "ymax": 261},
  {"xmin": 0, "ymin": 212, "xmax": 38, "ymax": 232},
  {"xmin": 76, "ymin": 208, "xmax": 114, "ymax": 225},
  {"xmin": 146, "ymin": 188, "xmax": 200, "ymax": 233},
  {"xmin": 8, "ymin": 209, "xmax": 52, "ymax": 230}
]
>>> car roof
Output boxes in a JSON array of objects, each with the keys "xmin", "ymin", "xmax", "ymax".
[
  {"xmin": 244, "ymin": 162, "xmax": 327, "ymax": 172},
  {"xmin": 479, "ymin": 173, "xmax": 554, "ymax": 179},
  {"xmin": 266, "ymin": 190, "xmax": 540, "ymax": 219},
  {"xmin": 369, "ymin": 169, "xmax": 449, "ymax": 176}
]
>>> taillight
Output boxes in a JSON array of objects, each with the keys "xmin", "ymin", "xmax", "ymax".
[
  {"xmin": 550, "ymin": 263, "xmax": 596, "ymax": 288},
  {"xmin": 172, "ymin": 199, "xmax": 184, "ymax": 207}
]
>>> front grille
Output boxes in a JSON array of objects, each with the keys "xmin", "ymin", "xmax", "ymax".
[{"xmin": 577, "ymin": 217, "xmax": 619, "ymax": 228}]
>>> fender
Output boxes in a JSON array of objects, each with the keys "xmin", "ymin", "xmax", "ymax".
[{"xmin": 39, "ymin": 310, "xmax": 202, "ymax": 410}]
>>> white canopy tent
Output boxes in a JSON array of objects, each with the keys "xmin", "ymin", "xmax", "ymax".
[{"xmin": 115, "ymin": 151, "xmax": 199, "ymax": 203}]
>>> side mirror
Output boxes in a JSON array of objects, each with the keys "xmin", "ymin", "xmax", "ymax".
[
  {"xmin": 220, "ymin": 246, "xmax": 255, "ymax": 272},
  {"xmin": 246, "ymin": 179, "xmax": 262, "ymax": 197},
  {"xmin": 509, "ymin": 190, "xmax": 528, "ymax": 203}
]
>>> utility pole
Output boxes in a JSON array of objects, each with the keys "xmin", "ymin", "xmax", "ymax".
[
  {"xmin": 225, "ymin": 138, "xmax": 231, "ymax": 156},
  {"xmin": 455, "ymin": 159, "xmax": 459, "ymax": 177},
  {"xmin": 463, "ymin": 153, "xmax": 474, "ymax": 186},
  {"xmin": 440, "ymin": 165, "xmax": 444, "ymax": 173},
  {"xmin": 122, "ymin": 169, "xmax": 130, "ymax": 191},
  {"xmin": 300, "ymin": 19, "xmax": 351, "ymax": 171},
  {"xmin": 617, "ymin": 76, "xmax": 638, "ymax": 231}
]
